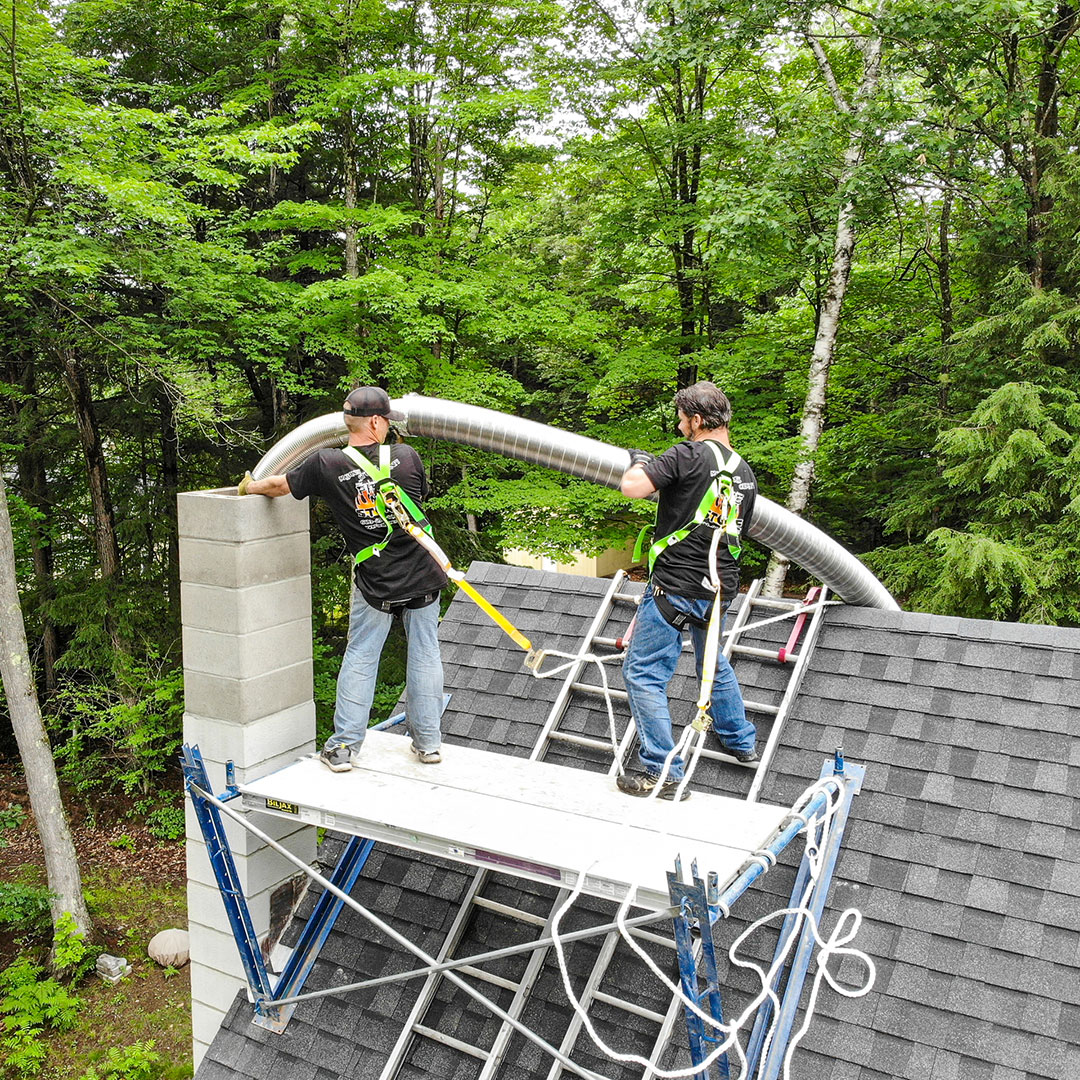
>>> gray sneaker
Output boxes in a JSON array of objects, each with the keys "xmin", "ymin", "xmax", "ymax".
[
  {"xmin": 319, "ymin": 744, "xmax": 353, "ymax": 773},
  {"xmin": 410, "ymin": 743, "xmax": 441, "ymax": 765}
]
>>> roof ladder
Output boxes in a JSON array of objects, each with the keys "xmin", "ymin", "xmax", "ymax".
[
  {"xmin": 531, "ymin": 569, "xmax": 638, "ymax": 764},
  {"xmin": 378, "ymin": 866, "xmax": 573, "ymax": 1080},
  {"xmin": 380, "ymin": 571, "xmax": 639, "ymax": 1080},
  {"xmin": 380, "ymin": 573, "xmax": 833, "ymax": 1080},
  {"xmin": 693, "ymin": 581, "xmax": 830, "ymax": 800},
  {"xmin": 542, "ymin": 923, "xmax": 681, "ymax": 1080}
]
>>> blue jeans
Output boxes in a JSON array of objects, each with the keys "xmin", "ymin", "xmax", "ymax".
[
  {"xmin": 623, "ymin": 585, "xmax": 756, "ymax": 780},
  {"xmin": 328, "ymin": 590, "xmax": 444, "ymax": 754}
]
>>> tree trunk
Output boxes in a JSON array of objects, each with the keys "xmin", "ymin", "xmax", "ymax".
[
  {"xmin": 0, "ymin": 470, "xmax": 92, "ymax": 947},
  {"xmin": 16, "ymin": 355, "xmax": 58, "ymax": 695},
  {"xmin": 937, "ymin": 180, "xmax": 954, "ymax": 416},
  {"xmin": 159, "ymin": 385, "xmax": 180, "ymax": 632},
  {"xmin": 59, "ymin": 346, "xmax": 129, "ymax": 665},
  {"xmin": 1025, "ymin": 1, "xmax": 1074, "ymax": 289},
  {"xmin": 341, "ymin": 0, "xmax": 360, "ymax": 282},
  {"xmin": 763, "ymin": 19, "xmax": 883, "ymax": 596},
  {"xmin": 60, "ymin": 348, "xmax": 121, "ymax": 583}
]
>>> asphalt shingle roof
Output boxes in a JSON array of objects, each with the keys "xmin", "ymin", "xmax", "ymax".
[{"xmin": 198, "ymin": 563, "xmax": 1080, "ymax": 1080}]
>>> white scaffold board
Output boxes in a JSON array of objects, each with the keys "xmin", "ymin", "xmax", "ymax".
[{"xmin": 238, "ymin": 729, "xmax": 791, "ymax": 911}]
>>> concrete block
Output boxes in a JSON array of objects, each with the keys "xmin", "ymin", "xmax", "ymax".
[
  {"xmin": 183, "ymin": 660, "xmax": 313, "ymax": 723},
  {"xmin": 179, "ymin": 533, "xmax": 310, "ymax": 590},
  {"xmin": 187, "ymin": 879, "xmax": 232, "ymax": 934},
  {"xmin": 186, "ymin": 799, "xmax": 316, "ymax": 863},
  {"xmin": 192, "ymin": 1003, "xmax": 228, "ymax": 1069},
  {"xmin": 182, "ymin": 617, "xmax": 312, "ymax": 680},
  {"xmin": 178, "ymin": 487, "xmax": 309, "ymax": 544},
  {"xmin": 186, "ymin": 872, "xmax": 310, "ymax": 942},
  {"xmin": 185, "ymin": 750, "xmax": 318, "ymax": 811},
  {"xmin": 187, "ymin": 874, "xmax": 272, "ymax": 942},
  {"xmin": 190, "ymin": 941, "xmax": 250, "ymax": 1006},
  {"xmin": 185, "ymin": 808, "xmax": 315, "ymax": 885},
  {"xmin": 180, "ymin": 576, "xmax": 311, "ymax": 636},
  {"xmin": 183, "ymin": 701, "xmax": 316, "ymax": 770}
]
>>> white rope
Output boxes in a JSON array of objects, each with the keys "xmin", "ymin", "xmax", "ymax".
[
  {"xmin": 530, "ymin": 648, "xmax": 628, "ymax": 765},
  {"xmin": 522, "ymin": 587, "xmax": 870, "ymax": 1075},
  {"xmin": 547, "ymin": 776, "xmax": 875, "ymax": 1078}
]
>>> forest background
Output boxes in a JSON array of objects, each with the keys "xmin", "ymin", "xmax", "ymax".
[{"xmin": 0, "ymin": 2, "xmax": 1078, "ymax": 1068}]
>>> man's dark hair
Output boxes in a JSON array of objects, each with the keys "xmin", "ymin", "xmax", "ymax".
[{"xmin": 673, "ymin": 381, "xmax": 732, "ymax": 430}]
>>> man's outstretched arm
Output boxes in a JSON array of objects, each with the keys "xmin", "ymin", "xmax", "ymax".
[{"xmin": 239, "ymin": 472, "xmax": 291, "ymax": 497}]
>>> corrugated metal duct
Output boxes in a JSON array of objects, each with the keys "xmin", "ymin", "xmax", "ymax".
[{"xmin": 252, "ymin": 394, "xmax": 900, "ymax": 611}]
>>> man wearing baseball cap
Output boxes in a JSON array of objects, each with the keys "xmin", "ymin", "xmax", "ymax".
[{"xmin": 240, "ymin": 387, "xmax": 447, "ymax": 770}]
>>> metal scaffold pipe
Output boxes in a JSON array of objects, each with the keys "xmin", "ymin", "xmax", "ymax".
[{"xmin": 251, "ymin": 395, "xmax": 900, "ymax": 611}]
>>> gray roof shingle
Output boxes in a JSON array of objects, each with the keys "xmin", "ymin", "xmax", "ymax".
[{"xmin": 199, "ymin": 563, "xmax": 1080, "ymax": 1080}]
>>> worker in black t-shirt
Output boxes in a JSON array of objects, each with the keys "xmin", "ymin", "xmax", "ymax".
[
  {"xmin": 617, "ymin": 381, "xmax": 758, "ymax": 801},
  {"xmin": 240, "ymin": 387, "xmax": 447, "ymax": 771}
]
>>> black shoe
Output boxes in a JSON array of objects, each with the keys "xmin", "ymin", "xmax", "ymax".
[
  {"xmin": 616, "ymin": 771, "xmax": 691, "ymax": 801},
  {"xmin": 727, "ymin": 744, "xmax": 759, "ymax": 764}
]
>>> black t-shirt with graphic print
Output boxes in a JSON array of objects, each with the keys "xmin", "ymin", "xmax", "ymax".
[
  {"xmin": 286, "ymin": 442, "xmax": 448, "ymax": 605},
  {"xmin": 641, "ymin": 439, "xmax": 757, "ymax": 601}
]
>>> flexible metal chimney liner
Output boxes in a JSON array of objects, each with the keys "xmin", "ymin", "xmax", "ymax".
[{"xmin": 252, "ymin": 394, "xmax": 900, "ymax": 610}]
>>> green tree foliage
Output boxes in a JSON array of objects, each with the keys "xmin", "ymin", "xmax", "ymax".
[{"xmin": 2, "ymin": 0, "xmax": 1080, "ymax": 826}]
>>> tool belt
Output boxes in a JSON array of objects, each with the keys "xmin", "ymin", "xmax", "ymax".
[
  {"xmin": 360, "ymin": 589, "xmax": 440, "ymax": 615},
  {"xmin": 652, "ymin": 587, "xmax": 711, "ymax": 631}
]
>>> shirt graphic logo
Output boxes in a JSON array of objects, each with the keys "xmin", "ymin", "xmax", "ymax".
[{"xmin": 353, "ymin": 478, "xmax": 382, "ymax": 524}]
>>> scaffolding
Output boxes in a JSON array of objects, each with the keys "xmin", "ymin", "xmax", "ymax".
[{"xmin": 183, "ymin": 576, "xmax": 865, "ymax": 1080}]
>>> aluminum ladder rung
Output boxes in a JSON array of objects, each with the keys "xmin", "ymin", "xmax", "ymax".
[
  {"xmin": 456, "ymin": 964, "xmax": 521, "ymax": 992},
  {"xmin": 742, "ymin": 698, "xmax": 779, "ymax": 716},
  {"xmin": 746, "ymin": 585, "xmax": 831, "ymax": 803},
  {"xmin": 473, "ymin": 896, "xmax": 548, "ymax": 927},
  {"xmin": 640, "ymin": 937, "xmax": 705, "ymax": 1080},
  {"xmin": 546, "ymin": 731, "xmax": 614, "ymax": 752},
  {"xmin": 628, "ymin": 927, "xmax": 677, "ymax": 950},
  {"xmin": 570, "ymin": 681, "xmax": 628, "ymax": 701},
  {"xmin": 731, "ymin": 643, "xmax": 797, "ymax": 663},
  {"xmin": 532, "ymin": 571, "xmax": 633, "ymax": 765},
  {"xmin": 749, "ymin": 596, "xmax": 802, "ymax": 611},
  {"xmin": 698, "ymin": 746, "xmax": 759, "ymax": 769},
  {"xmin": 590, "ymin": 636, "xmax": 626, "ymax": 649},
  {"xmin": 544, "ymin": 929, "xmax": 621, "ymax": 1080},
  {"xmin": 412, "ymin": 1023, "xmax": 490, "ymax": 1060},
  {"xmin": 592, "ymin": 990, "xmax": 667, "ymax": 1025},
  {"xmin": 613, "ymin": 591, "xmax": 641, "ymax": 603}
]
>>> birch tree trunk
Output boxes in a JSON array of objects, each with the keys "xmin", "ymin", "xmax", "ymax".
[
  {"xmin": 0, "ymin": 470, "xmax": 92, "ymax": 945},
  {"xmin": 763, "ymin": 11, "xmax": 884, "ymax": 595},
  {"xmin": 16, "ymin": 353, "xmax": 59, "ymax": 695}
]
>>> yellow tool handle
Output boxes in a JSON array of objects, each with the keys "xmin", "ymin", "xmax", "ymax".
[
  {"xmin": 401, "ymin": 522, "xmax": 534, "ymax": 653},
  {"xmin": 454, "ymin": 575, "xmax": 533, "ymax": 652}
]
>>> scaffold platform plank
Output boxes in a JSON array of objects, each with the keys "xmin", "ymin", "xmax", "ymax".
[{"xmin": 238, "ymin": 730, "xmax": 790, "ymax": 911}]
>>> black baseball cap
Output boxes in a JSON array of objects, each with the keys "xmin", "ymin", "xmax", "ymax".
[{"xmin": 343, "ymin": 386, "xmax": 404, "ymax": 421}]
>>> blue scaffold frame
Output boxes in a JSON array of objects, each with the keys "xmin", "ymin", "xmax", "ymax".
[
  {"xmin": 666, "ymin": 749, "xmax": 865, "ymax": 1080},
  {"xmin": 181, "ymin": 744, "xmax": 376, "ymax": 1031},
  {"xmin": 180, "ymin": 698, "xmax": 450, "ymax": 1029}
]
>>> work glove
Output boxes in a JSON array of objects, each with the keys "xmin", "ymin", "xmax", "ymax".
[
  {"xmin": 626, "ymin": 448, "xmax": 654, "ymax": 468},
  {"xmin": 238, "ymin": 471, "xmax": 254, "ymax": 496}
]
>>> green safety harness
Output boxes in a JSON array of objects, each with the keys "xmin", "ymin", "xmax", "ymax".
[
  {"xmin": 632, "ymin": 441, "xmax": 745, "ymax": 573},
  {"xmin": 340, "ymin": 443, "xmax": 541, "ymax": 663},
  {"xmin": 341, "ymin": 444, "xmax": 434, "ymax": 565},
  {"xmin": 631, "ymin": 440, "xmax": 746, "ymax": 736}
]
